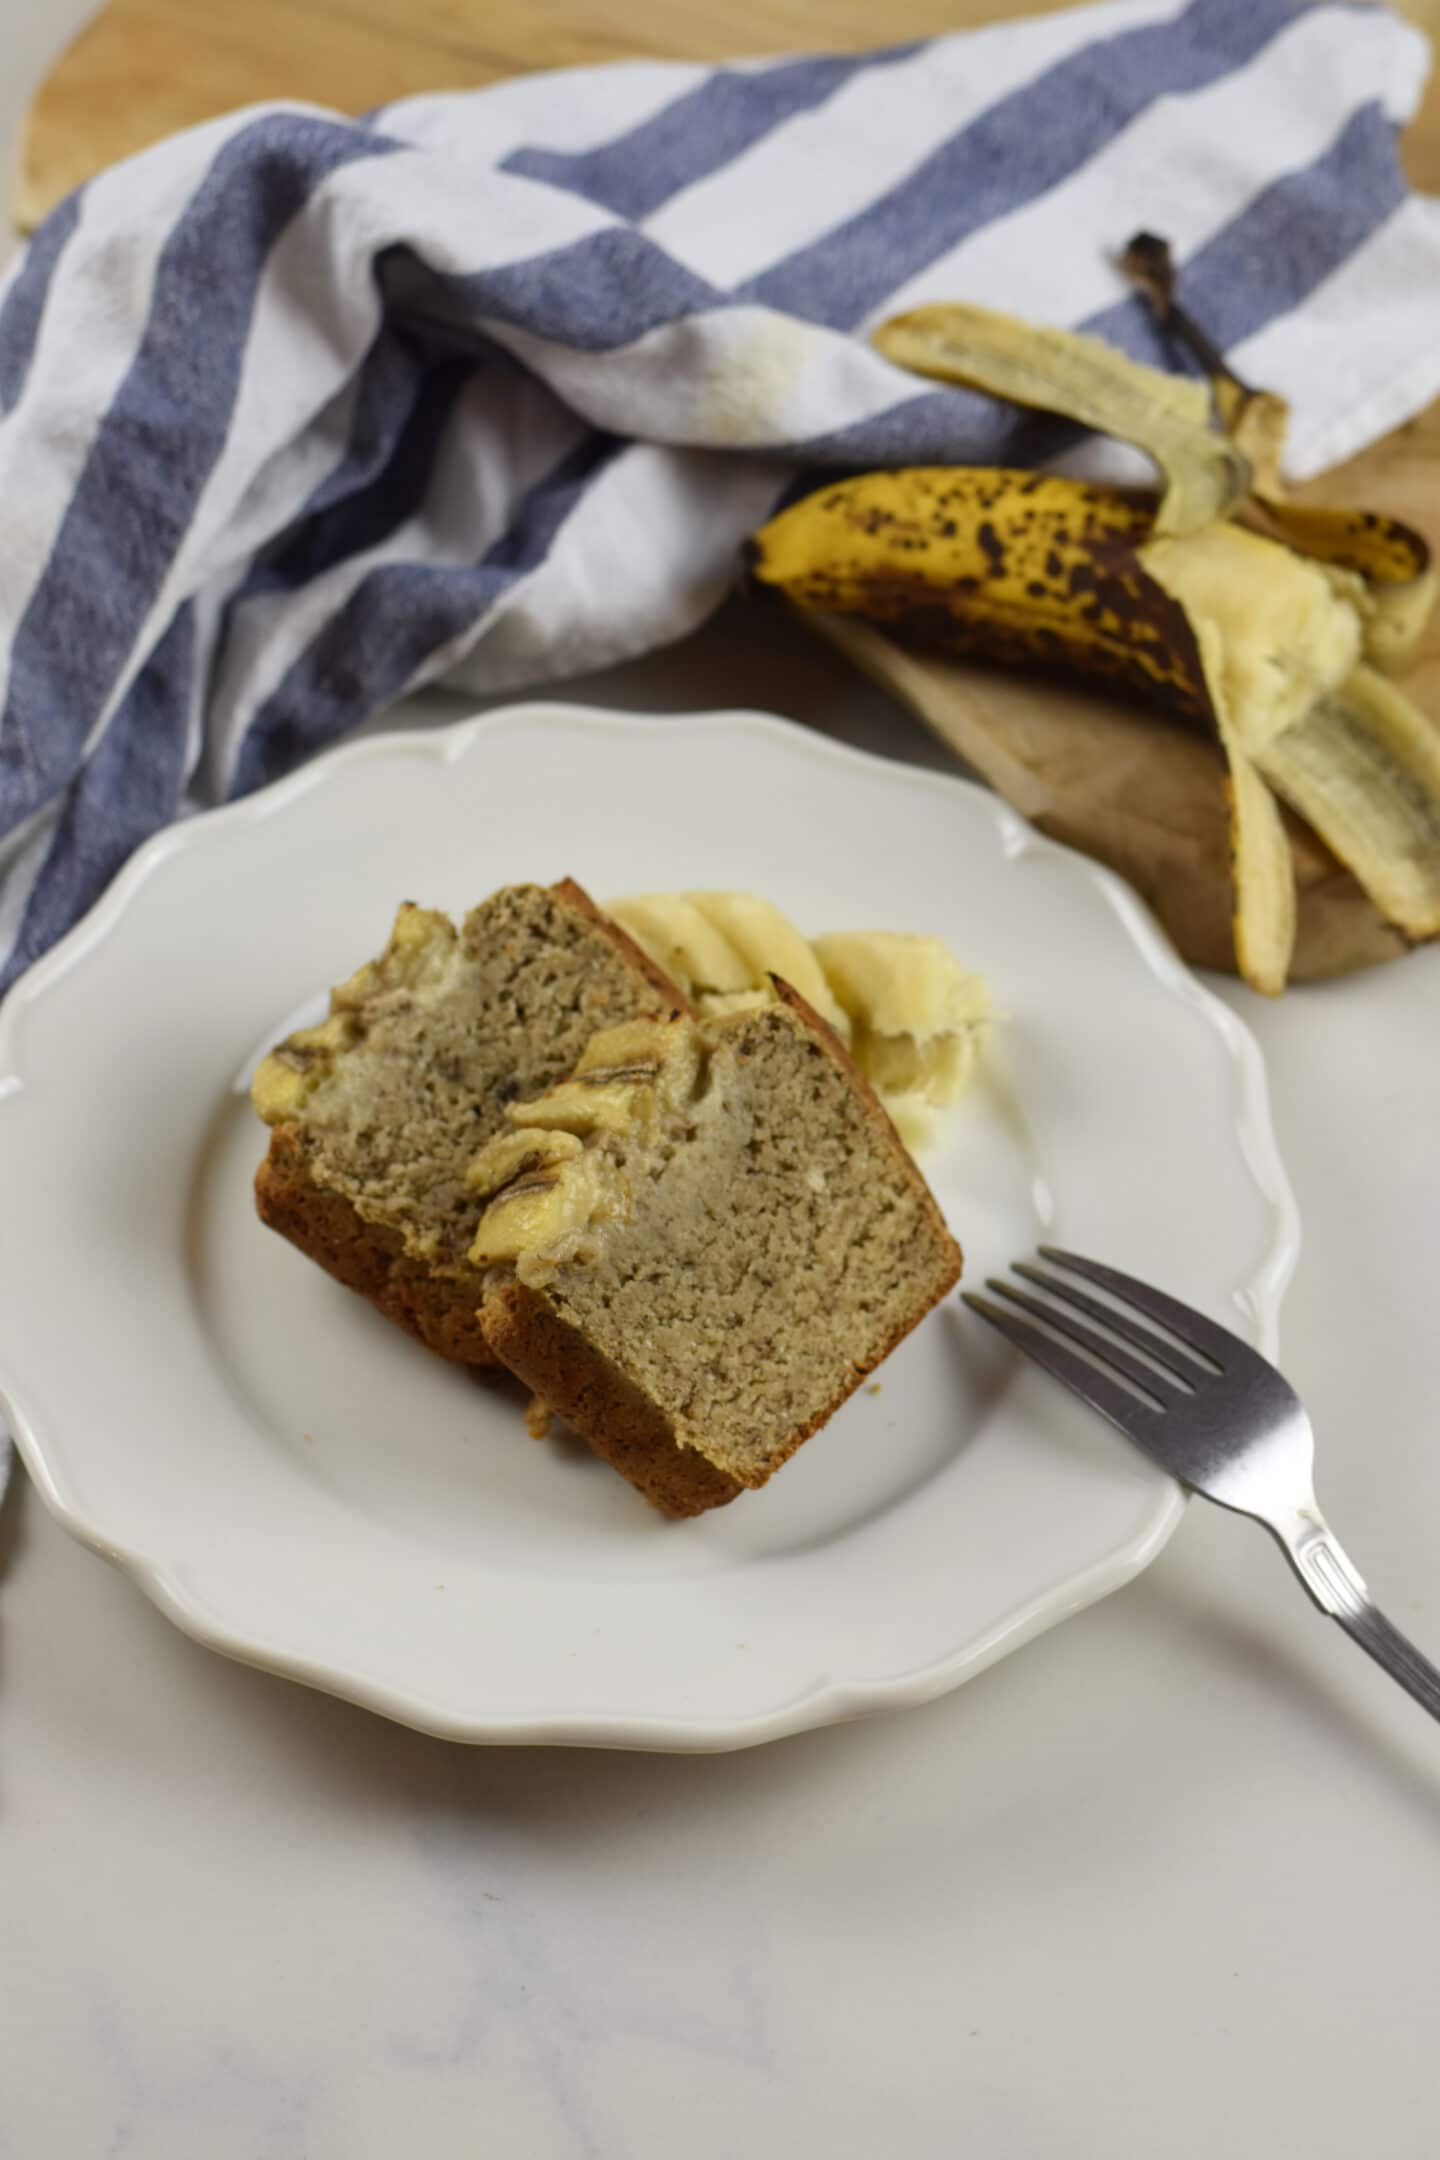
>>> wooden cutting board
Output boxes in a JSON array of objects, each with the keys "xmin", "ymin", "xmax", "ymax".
[{"xmin": 15, "ymin": 0, "xmax": 1440, "ymax": 224}]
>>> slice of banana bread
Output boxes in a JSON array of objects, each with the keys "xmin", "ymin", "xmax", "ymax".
[
  {"xmin": 469, "ymin": 983, "xmax": 963, "ymax": 1514},
  {"xmin": 251, "ymin": 880, "xmax": 685, "ymax": 1366}
]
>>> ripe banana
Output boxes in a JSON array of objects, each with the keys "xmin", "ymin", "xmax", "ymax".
[
  {"xmin": 749, "ymin": 468, "xmax": 1440, "ymax": 994},
  {"xmin": 871, "ymin": 300, "xmax": 1436, "ymax": 667}
]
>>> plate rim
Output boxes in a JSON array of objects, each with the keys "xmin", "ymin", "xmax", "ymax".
[{"xmin": 0, "ymin": 700, "xmax": 1300, "ymax": 1750}]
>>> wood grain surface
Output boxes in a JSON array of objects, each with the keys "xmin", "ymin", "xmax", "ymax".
[
  {"xmin": 11, "ymin": 0, "xmax": 1066, "ymax": 227},
  {"xmin": 12, "ymin": 0, "xmax": 1436, "ymax": 224}
]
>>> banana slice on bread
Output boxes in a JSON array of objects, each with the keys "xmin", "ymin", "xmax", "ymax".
[{"xmin": 608, "ymin": 892, "xmax": 990, "ymax": 1147}]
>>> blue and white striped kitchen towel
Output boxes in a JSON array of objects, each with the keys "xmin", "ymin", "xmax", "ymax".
[{"xmin": 0, "ymin": 0, "xmax": 1438, "ymax": 997}]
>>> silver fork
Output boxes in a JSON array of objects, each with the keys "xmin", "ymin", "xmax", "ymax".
[{"xmin": 965, "ymin": 1248, "xmax": 1440, "ymax": 1723}]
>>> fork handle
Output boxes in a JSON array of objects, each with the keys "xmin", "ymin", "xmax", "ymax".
[
  {"xmin": 1281, "ymin": 1518, "xmax": 1440, "ymax": 1725},
  {"xmin": 1333, "ymin": 1607, "xmax": 1440, "ymax": 1725}
]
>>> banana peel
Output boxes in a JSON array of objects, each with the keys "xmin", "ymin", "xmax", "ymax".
[
  {"xmin": 777, "ymin": 293, "xmax": 1440, "ymax": 992},
  {"xmin": 875, "ymin": 297, "xmax": 1436, "ymax": 674},
  {"xmin": 1119, "ymin": 234, "xmax": 1293, "ymax": 502},
  {"xmin": 750, "ymin": 470, "xmax": 1302, "ymax": 991},
  {"xmin": 810, "ymin": 609, "xmax": 1404, "ymax": 984},
  {"xmin": 1252, "ymin": 665, "xmax": 1440, "ymax": 939},
  {"xmin": 874, "ymin": 303, "xmax": 1250, "ymax": 537},
  {"xmin": 750, "ymin": 468, "xmax": 1440, "ymax": 991},
  {"xmin": 1111, "ymin": 240, "xmax": 1438, "ymax": 673},
  {"xmin": 751, "ymin": 468, "xmax": 1207, "ymax": 711},
  {"xmin": 1213, "ymin": 380, "xmax": 1291, "ymax": 502},
  {"xmin": 607, "ymin": 892, "xmax": 989, "ymax": 1149}
]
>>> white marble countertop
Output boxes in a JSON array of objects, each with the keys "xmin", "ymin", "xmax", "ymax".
[{"xmin": 5, "ymin": 11, "xmax": 1440, "ymax": 2155}]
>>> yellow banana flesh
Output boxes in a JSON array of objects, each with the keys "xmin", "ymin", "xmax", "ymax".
[
  {"xmin": 1241, "ymin": 499, "xmax": 1436, "ymax": 675},
  {"xmin": 608, "ymin": 891, "xmax": 989, "ymax": 1143},
  {"xmin": 602, "ymin": 893, "xmax": 755, "ymax": 999},
  {"xmin": 676, "ymin": 891, "xmax": 849, "ymax": 1035},
  {"xmin": 1139, "ymin": 523, "xmax": 1362, "ymax": 754},
  {"xmin": 873, "ymin": 303, "xmax": 1249, "ymax": 536}
]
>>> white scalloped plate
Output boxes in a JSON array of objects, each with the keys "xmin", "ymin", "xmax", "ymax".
[{"xmin": 0, "ymin": 705, "xmax": 1297, "ymax": 1750}]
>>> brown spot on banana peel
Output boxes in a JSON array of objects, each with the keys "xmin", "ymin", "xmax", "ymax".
[
  {"xmin": 1244, "ymin": 501, "xmax": 1429, "ymax": 583},
  {"xmin": 750, "ymin": 467, "xmax": 1299, "ymax": 992},
  {"xmin": 753, "ymin": 478, "xmax": 1213, "ymax": 719}
]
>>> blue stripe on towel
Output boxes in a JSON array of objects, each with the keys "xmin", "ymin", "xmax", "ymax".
[
  {"xmin": 739, "ymin": 0, "xmax": 1318, "ymax": 329},
  {"xmin": 0, "ymin": 607, "xmax": 195, "ymax": 994},
  {"xmin": 0, "ymin": 191, "xmax": 83, "ymax": 418},
  {"xmin": 1, "ymin": 0, "xmax": 1432, "ymax": 998},
  {"xmin": 502, "ymin": 45, "xmax": 923, "ymax": 223},
  {"xmin": 0, "ymin": 114, "xmax": 398, "ymax": 841},
  {"xmin": 229, "ymin": 431, "xmax": 621, "ymax": 797}
]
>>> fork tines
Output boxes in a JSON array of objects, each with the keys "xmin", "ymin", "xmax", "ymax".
[{"xmin": 962, "ymin": 1247, "xmax": 1224, "ymax": 1440}]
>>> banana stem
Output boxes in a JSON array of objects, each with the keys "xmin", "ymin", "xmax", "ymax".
[{"xmin": 1120, "ymin": 232, "xmax": 1254, "ymax": 399}]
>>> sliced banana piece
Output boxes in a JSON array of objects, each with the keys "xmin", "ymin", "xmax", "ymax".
[
  {"xmin": 811, "ymin": 930, "xmax": 990, "ymax": 1099},
  {"xmin": 606, "ymin": 890, "xmax": 990, "ymax": 1143},
  {"xmin": 509, "ymin": 1014, "xmax": 703, "ymax": 1136},
  {"xmin": 882, "ymin": 1094, "xmax": 940, "ymax": 1154},
  {"xmin": 606, "ymin": 895, "xmax": 752, "ymax": 998},
  {"xmin": 467, "ymin": 1128, "xmax": 583, "ymax": 1200},
  {"xmin": 682, "ymin": 891, "xmax": 850, "ymax": 1036},
  {"xmin": 469, "ymin": 1150, "xmax": 623, "ymax": 1265}
]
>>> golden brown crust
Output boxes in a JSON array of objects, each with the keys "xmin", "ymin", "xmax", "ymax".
[
  {"xmin": 767, "ymin": 975, "xmax": 965, "ymax": 1290},
  {"xmin": 548, "ymin": 877, "xmax": 695, "ymax": 1017},
  {"xmin": 255, "ymin": 1126, "xmax": 499, "ymax": 1367},
  {"xmin": 479, "ymin": 1282, "xmax": 745, "ymax": 1517}
]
